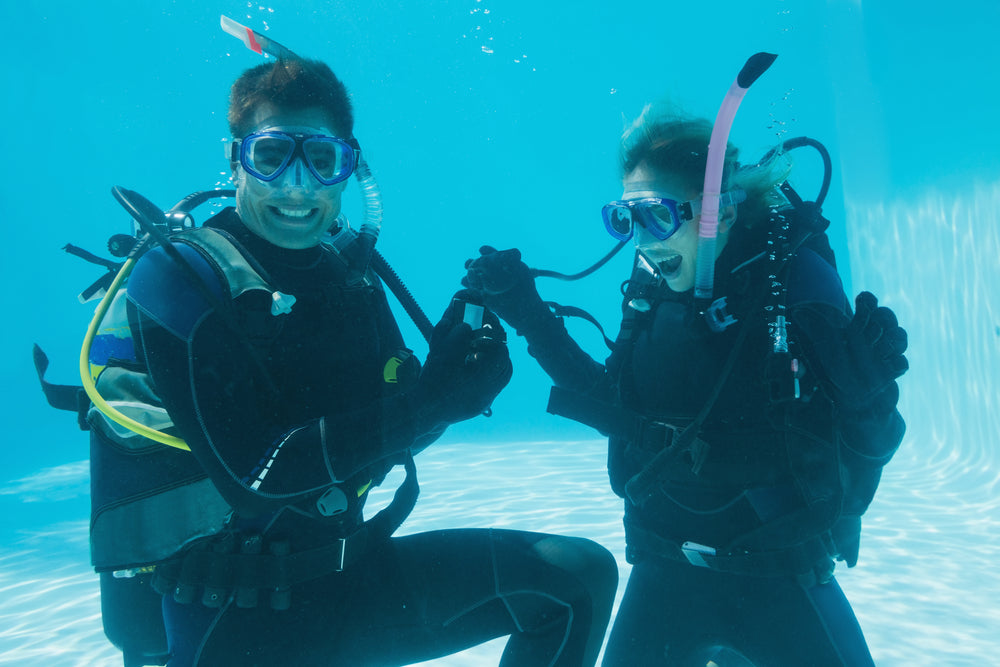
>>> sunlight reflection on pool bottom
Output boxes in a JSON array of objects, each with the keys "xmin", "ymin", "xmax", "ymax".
[{"xmin": 1, "ymin": 436, "xmax": 997, "ymax": 666}]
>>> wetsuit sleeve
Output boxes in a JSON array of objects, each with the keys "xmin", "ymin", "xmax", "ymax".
[
  {"xmin": 514, "ymin": 312, "xmax": 609, "ymax": 396},
  {"xmin": 127, "ymin": 246, "xmax": 443, "ymax": 515},
  {"xmin": 787, "ymin": 249, "xmax": 906, "ymax": 515}
]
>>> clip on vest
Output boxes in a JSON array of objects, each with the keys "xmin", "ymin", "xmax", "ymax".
[
  {"xmin": 271, "ymin": 291, "xmax": 296, "ymax": 316},
  {"xmin": 704, "ymin": 296, "xmax": 738, "ymax": 332}
]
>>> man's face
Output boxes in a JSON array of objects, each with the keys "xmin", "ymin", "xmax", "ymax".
[{"xmin": 234, "ymin": 103, "xmax": 349, "ymax": 249}]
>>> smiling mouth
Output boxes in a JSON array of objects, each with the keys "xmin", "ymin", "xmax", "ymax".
[{"xmin": 270, "ymin": 206, "xmax": 317, "ymax": 221}]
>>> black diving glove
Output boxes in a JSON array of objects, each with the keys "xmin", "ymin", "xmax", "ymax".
[
  {"xmin": 795, "ymin": 291, "xmax": 909, "ymax": 413},
  {"xmin": 416, "ymin": 291, "xmax": 513, "ymax": 427},
  {"xmin": 462, "ymin": 246, "xmax": 554, "ymax": 335}
]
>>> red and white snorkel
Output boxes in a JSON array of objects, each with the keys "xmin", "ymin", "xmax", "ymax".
[
  {"xmin": 694, "ymin": 52, "xmax": 777, "ymax": 313},
  {"xmin": 221, "ymin": 15, "xmax": 297, "ymax": 59}
]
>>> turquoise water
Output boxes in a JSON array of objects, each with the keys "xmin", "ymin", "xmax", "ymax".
[{"xmin": 3, "ymin": 1, "xmax": 999, "ymax": 665}]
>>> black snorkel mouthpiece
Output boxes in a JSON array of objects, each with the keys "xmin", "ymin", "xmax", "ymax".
[{"xmin": 736, "ymin": 52, "xmax": 778, "ymax": 89}]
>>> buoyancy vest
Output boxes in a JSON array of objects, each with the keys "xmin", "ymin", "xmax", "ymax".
[
  {"xmin": 32, "ymin": 194, "xmax": 428, "ymax": 663},
  {"xmin": 602, "ymin": 241, "xmax": 869, "ymax": 578},
  {"xmin": 88, "ymin": 227, "xmax": 280, "ymax": 572},
  {"xmin": 88, "ymin": 225, "xmax": 414, "ymax": 573}
]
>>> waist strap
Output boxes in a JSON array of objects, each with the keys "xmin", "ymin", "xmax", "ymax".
[
  {"xmin": 623, "ymin": 514, "xmax": 836, "ymax": 587},
  {"xmin": 152, "ymin": 453, "xmax": 418, "ymax": 610}
]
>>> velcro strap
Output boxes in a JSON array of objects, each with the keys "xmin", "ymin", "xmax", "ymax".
[
  {"xmin": 33, "ymin": 344, "xmax": 90, "ymax": 430},
  {"xmin": 546, "ymin": 385, "xmax": 637, "ymax": 438}
]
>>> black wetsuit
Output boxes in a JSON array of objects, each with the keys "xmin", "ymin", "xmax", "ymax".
[
  {"xmin": 124, "ymin": 209, "xmax": 617, "ymax": 666},
  {"xmin": 515, "ymin": 228, "xmax": 904, "ymax": 666}
]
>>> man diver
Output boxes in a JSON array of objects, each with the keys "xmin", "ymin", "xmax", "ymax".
[
  {"xmin": 87, "ymin": 50, "xmax": 617, "ymax": 666},
  {"xmin": 463, "ymin": 64, "xmax": 908, "ymax": 665}
]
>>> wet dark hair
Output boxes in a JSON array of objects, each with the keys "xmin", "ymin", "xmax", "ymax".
[
  {"xmin": 621, "ymin": 116, "xmax": 731, "ymax": 196},
  {"xmin": 620, "ymin": 105, "xmax": 789, "ymax": 228},
  {"xmin": 228, "ymin": 58, "xmax": 354, "ymax": 139}
]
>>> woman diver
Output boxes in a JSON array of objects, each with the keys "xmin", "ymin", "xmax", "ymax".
[{"xmin": 463, "ymin": 56, "xmax": 908, "ymax": 666}]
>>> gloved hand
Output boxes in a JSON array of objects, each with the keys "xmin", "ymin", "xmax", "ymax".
[
  {"xmin": 416, "ymin": 290, "xmax": 513, "ymax": 426},
  {"xmin": 462, "ymin": 246, "xmax": 553, "ymax": 334},
  {"xmin": 795, "ymin": 291, "xmax": 909, "ymax": 413}
]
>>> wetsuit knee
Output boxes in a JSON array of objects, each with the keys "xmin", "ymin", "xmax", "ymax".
[
  {"xmin": 531, "ymin": 534, "xmax": 619, "ymax": 662},
  {"xmin": 530, "ymin": 534, "xmax": 619, "ymax": 605},
  {"xmin": 488, "ymin": 531, "xmax": 617, "ymax": 666}
]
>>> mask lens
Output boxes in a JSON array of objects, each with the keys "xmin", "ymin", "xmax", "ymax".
[
  {"xmin": 642, "ymin": 201, "xmax": 680, "ymax": 240},
  {"xmin": 602, "ymin": 204, "xmax": 635, "ymax": 241},
  {"xmin": 244, "ymin": 134, "xmax": 295, "ymax": 179},
  {"xmin": 304, "ymin": 138, "xmax": 353, "ymax": 184}
]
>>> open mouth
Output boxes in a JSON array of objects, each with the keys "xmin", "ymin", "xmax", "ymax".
[
  {"xmin": 656, "ymin": 253, "xmax": 683, "ymax": 277},
  {"xmin": 270, "ymin": 206, "xmax": 317, "ymax": 222}
]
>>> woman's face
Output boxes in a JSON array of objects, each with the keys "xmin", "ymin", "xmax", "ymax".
[{"xmin": 622, "ymin": 162, "xmax": 734, "ymax": 293}]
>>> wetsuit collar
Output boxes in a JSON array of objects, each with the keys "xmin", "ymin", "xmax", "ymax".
[{"xmin": 210, "ymin": 207, "xmax": 324, "ymax": 269}]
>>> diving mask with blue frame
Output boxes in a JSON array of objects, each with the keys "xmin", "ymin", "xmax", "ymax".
[
  {"xmin": 231, "ymin": 131, "xmax": 361, "ymax": 186},
  {"xmin": 603, "ymin": 189, "xmax": 746, "ymax": 243}
]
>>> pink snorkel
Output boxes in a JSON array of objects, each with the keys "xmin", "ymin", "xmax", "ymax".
[{"xmin": 694, "ymin": 52, "xmax": 777, "ymax": 311}]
